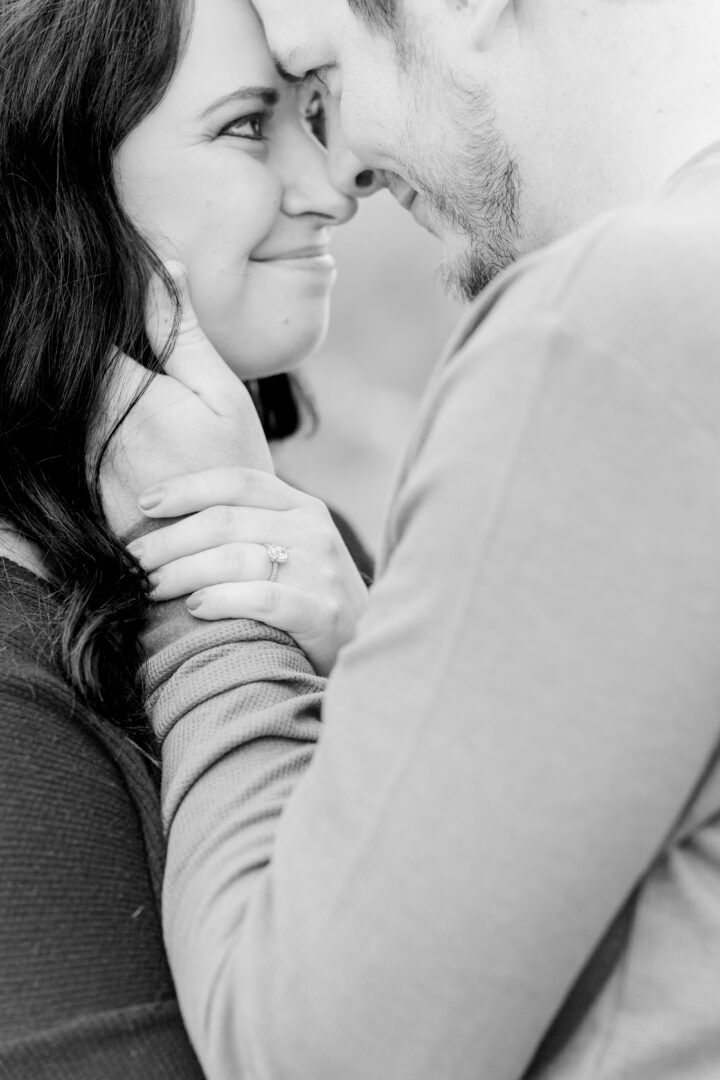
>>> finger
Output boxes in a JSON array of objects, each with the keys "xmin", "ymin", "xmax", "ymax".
[
  {"xmin": 145, "ymin": 262, "xmax": 249, "ymax": 419},
  {"xmin": 186, "ymin": 581, "xmax": 333, "ymax": 637},
  {"xmin": 110, "ymin": 351, "xmax": 155, "ymax": 401},
  {"xmin": 138, "ymin": 467, "xmax": 315, "ymax": 517},
  {"xmin": 147, "ymin": 542, "xmax": 271, "ymax": 601},
  {"xmin": 95, "ymin": 351, "xmax": 158, "ymax": 446},
  {"xmin": 186, "ymin": 582, "xmax": 341, "ymax": 673},
  {"xmin": 128, "ymin": 505, "xmax": 294, "ymax": 571}
]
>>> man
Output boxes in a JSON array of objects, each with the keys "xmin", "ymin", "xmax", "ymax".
[{"xmin": 118, "ymin": 2, "xmax": 720, "ymax": 1078}]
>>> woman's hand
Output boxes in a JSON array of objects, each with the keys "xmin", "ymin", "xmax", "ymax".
[
  {"xmin": 128, "ymin": 467, "xmax": 370, "ymax": 675},
  {"xmin": 99, "ymin": 263, "xmax": 273, "ymax": 539}
]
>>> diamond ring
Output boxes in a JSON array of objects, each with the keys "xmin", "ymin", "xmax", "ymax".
[{"xmin": 264, "ymin": 544, "xmax": 289, "ymax": 583}]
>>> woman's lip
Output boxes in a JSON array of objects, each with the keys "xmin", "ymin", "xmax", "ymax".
[
  {"xmin": 250, "ymin": 252, "xmax": 336, "ymax": 271},
  {"xmin": 252, "ymin": 249, "xmax": 332, "ymax": 261}
]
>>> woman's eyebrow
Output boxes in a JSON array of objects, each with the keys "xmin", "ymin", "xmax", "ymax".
[{"xmin": 200, "ymin": 86, "xmax": 279, "ymax": 118}]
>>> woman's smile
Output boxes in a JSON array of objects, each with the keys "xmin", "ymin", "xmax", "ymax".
[{"xmin": 250, "ymin": 248, "xmax": 337, "ymax": 270}]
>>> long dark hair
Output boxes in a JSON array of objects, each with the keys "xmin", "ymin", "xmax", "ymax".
[{"xmin": 0, "ymin": 0, "xmax": 308, "ymax": 742}]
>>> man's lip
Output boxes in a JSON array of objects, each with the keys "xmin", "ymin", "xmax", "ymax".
[
  {"xmin": 387, "ymin": 178, "xmax": 443, "ymax": 239},
  {"xmin": 410, "ymin": 196, "xmax": 443, "ymax": 239},
  {"xmin": 388, "ymin": 185, "xmax": 417, "ymax": 212},
  {"xmin": 251, "ymin": 248, "xmax": 331, "ymax": 262}
]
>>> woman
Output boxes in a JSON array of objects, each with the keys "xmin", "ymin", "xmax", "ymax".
[{"xmin": 0, "ymin": 0, "xmax": 373, "ymax": 1073}]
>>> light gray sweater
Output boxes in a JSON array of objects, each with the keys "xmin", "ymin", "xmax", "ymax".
[{"xmin": 143, "ymin": 145, "xmax": 720, "ymax": 1080}]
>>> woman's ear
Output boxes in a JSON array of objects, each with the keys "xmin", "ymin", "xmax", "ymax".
[{"xmin": 468, "ymin": 0, "xmax": 513, "ymax": 51}]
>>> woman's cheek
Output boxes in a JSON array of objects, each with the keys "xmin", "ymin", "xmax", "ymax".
[{"xmin": 243, "ymin": 172, "xmax": 284, "ymax": 254}]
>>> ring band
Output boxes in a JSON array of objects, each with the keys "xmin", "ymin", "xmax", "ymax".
[{"xmin": 264, "ymin": 544, "xmax": 289, "ymax": 583}]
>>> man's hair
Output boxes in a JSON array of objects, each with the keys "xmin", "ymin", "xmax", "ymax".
[{"xmin": 348, "ymin": 0, "xmax": 397, "ymax": 31}]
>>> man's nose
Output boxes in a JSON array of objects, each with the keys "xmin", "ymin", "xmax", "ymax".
[
  {"xmin": 327, "ymin": 141, "xmax": 385, "ymax": 198},
  {"xmin": 324, "ymin": 100, "xmax": 385, "ymax": 199}
]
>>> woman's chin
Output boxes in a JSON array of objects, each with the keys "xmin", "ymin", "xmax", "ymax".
[{"xmin": 217, "ymin": 316, "xmax": 330, "ymax": 382}]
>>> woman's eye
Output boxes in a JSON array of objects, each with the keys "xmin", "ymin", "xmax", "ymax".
[
  {"xmin": 220, "ymin": 113, "xmax": 268, "ymax": 141},
  {"xmin": 304, "ymin": 90, "xmax": 327, "ymax": 148}
]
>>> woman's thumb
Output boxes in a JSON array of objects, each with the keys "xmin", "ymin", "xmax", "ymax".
[{"xmin": 146, "ymin": 261, "xmax": 248, "ymax": 418}]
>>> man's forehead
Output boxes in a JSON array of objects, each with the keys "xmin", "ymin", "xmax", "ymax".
[
  {"xmin": 252, "ymin": 0, "xmax": 325, "ymax": 32},
  {"xmin": 251, "ymin": 0, "xmax": 327, "ymax": 65}
]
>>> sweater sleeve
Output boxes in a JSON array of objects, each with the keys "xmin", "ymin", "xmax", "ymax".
[{"xmin": 143, "ymin": 312, "xmax": 720, "ymax": 1080}]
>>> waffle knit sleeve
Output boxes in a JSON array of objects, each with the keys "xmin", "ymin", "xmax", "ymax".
[{"xmin": 142, "ymin": 310, "xmax": 720, "ymax": 1080}]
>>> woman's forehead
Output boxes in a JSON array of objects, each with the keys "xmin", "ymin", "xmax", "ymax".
[{"xmin": 176, "ymin": 0, "xmax": 280, "ymax": 105}]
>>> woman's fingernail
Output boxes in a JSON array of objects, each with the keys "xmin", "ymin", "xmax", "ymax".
[
  {"xmin": 138, "ymin": 487, "xmax": 165, "ymax": 511},
  {"xmin": 148, "ymin": 572, "xmax": 160, "ymax": 591},
  {"xmin": 186, "ymin": 592, "xmax": 205, "ymax": 612},
  {"xmin": 127, "ymin": 540, "xmax": 144, "ymax": 560}
]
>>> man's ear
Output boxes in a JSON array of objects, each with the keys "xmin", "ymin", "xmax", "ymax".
[{"xmin": 468, "ymin": 0, "xmax": 513, "ymax": 51}]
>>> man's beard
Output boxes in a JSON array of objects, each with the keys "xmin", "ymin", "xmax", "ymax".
[
  {"xmin": 434, "ymin": 174, "xmax": 519, "ymax": 301},
  {"xmin": 403, "ymin": 74, "xmax": 521, "ymax": 301},
  {"xmin": 439, "ymin": 156, "xmax": 520, "ymax": 301}
]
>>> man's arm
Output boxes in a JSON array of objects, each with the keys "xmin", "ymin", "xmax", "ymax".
[{"xmin": 144, "ymin": 311, "xmax": 720, "ymax": 1080}]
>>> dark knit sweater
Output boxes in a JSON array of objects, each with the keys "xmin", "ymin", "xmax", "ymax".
[{"xmin": 0, "ymin": 559, "xmax": 204, "ymax": 1079}]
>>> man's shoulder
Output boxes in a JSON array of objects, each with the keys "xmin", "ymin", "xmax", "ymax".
[
  {"xmin": 470, "ymin": 187, "xmax": 720, "ymax": 352},
  {"xmin": 439, "ymin": 185, "xmax": 720, "ymax": 434},
  {"xmin": 553, "ymin": 195, "xmax": 720, "ymax": 337}
]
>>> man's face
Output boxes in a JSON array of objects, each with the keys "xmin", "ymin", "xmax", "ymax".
[{"xmin": 252, "ymin": 0, "xmax": 521, "ymax": 299}]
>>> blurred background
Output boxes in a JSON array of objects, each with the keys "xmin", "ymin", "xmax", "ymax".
[{"xmin": 274, "ymin": 189, "xmax": 462, "ymax": 554}]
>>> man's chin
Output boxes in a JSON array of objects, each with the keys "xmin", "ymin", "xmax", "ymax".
[
  {"xmin": 439, "ymin": 230, "xmax": 519, "ymax": 302},
  {"xmin": 439, "ymin": 249, "xmax": 494, "ymax": 303}
]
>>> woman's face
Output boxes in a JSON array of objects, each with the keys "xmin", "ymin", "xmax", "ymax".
[{"xmin": 114, "ymin": 0, "xmax": 356, "ymax": 380}]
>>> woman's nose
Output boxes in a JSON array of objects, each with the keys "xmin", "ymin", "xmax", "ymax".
[
  {"xmin": 281, "ymin": 143, "xmax": 358, "ymax": 225},
  {"xmin": 280, "ymin": 133, "xmax": 360, "ymax": 225}
]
